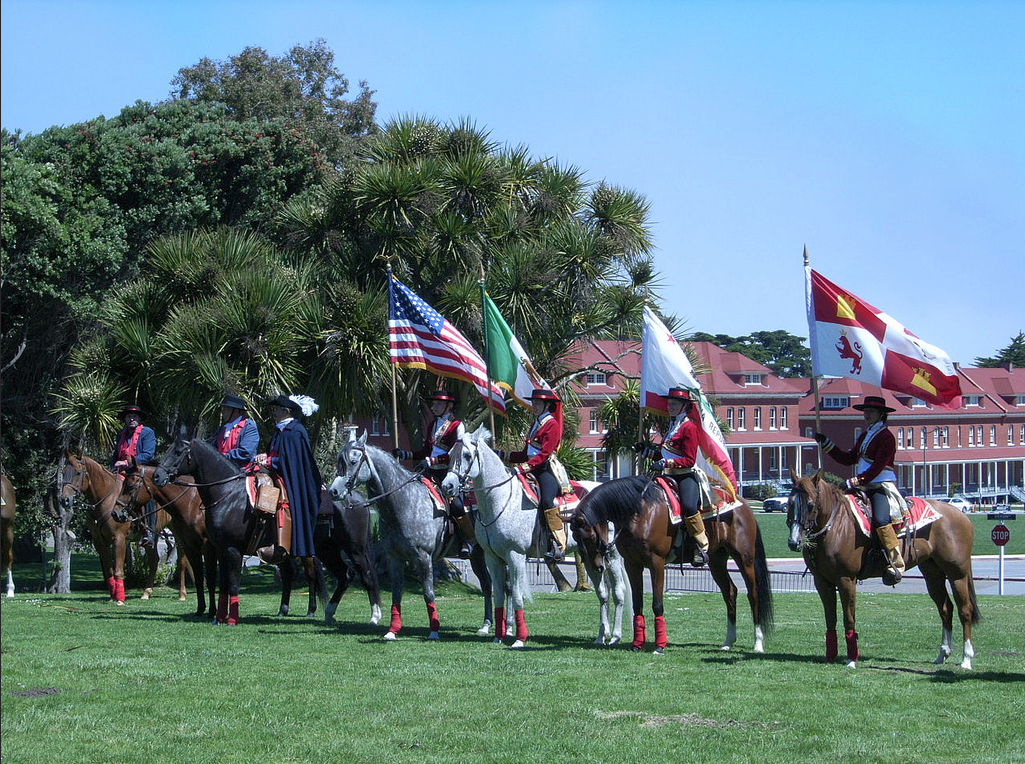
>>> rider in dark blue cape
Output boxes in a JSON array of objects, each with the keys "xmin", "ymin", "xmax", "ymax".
[{"xmin": 257, "ymin": 394, "xmax": 323, "ymax": 560}]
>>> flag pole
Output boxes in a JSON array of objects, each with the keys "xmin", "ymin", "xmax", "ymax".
[
  {"xmin": 804, "ymin": 246, "xmax": 822, "ymax": 471},
  {"xmin": 479, "ymin": 271, "xmax": 496, "ymax": 436},
  {"xmin": 387, "ymin": 264, "xmax": 400, "ymax": 450}
]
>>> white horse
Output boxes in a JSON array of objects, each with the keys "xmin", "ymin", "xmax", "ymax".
[{"xmin": 442, "ymin": 426, "xmax": 626, "ymax": 648}]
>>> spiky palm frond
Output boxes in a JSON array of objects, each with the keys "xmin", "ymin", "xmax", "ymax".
[{"xmin": 52, "ymin": 373, "xmax": 128, "ymax": 453}]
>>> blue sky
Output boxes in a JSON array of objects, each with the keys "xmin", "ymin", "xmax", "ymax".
[{"xmin": 3, "ymin": 1, "xmax": 1022, "ymax": 366}]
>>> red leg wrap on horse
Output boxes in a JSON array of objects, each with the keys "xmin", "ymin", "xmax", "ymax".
[
  {"xmin": 114, "ymin": 578, "xmax": 126, "ymax": 603},
  {"xmin": 515, "ymin": 609, "xmax": 528, "ymax": 643},
  {"xmin": 845, "ymin": 629, "xmax": 859, "ymax": 662},
  {"xmin": 388, "ymin": 604, "xmax": 402, "ymax": 634},
  {"xmin": 106, "ymin": 576, "xmax": 116, "ymax": 599},
  {"xmin": 227, "ymin": 595, "xmax": 240, "ymax": 626},
  {"xmin": 495, "ymin": 607, "xmax": 506, "ymax": 640},
  {"xmin": 217, "ymin": 593, "xmax": 229, "ymax": 624},
  {"xmin": 825, "ymin": 629, "xmax": 838, "ymax": 662},
  {"xmin": 654, "ymin": 615, "xmax": 668, "ymax": 649},
  {"xmin": 427, "ymin": 601, "xmax": 440, "ymax": 633},
  {"xmin": 632, "ymin": 614, "xmax": 647, "ymax": 650}
]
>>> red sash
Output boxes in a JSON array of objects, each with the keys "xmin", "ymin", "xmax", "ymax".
[
  {"xmin": 114, "ymin": 426, "xmax": 143, "ymax": 462},
  {"xmin": 216, "ymin": 418, "xmax": 249, "ymax": 455}
]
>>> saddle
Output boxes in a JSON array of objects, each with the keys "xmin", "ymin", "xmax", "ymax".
[
  {"xmin": 654, "ymin": 476, "xmax": 739, "ymax": 525},
  {"xmin": 515, "ymin": 474, "xmax": 587, "ymax": 519},
  {"xmin": 845, "ymin": 494, "xmax": 941, "ymax": 540}
]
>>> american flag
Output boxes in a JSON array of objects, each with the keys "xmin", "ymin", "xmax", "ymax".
[{"xmin": 389, "ymin": 274, "xmax": 506, "ymax": 414}]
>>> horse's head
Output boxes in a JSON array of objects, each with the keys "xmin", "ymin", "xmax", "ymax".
[
  {"xmin": 121, "ymin": 461, "xmax": 153, "ymax": 506},
  {"xmin": 59, "ymin": 450, "xmax": 87, "ymax": 509},
  {"xmin": 153, "ymin": 427, "xmax": 195, "ymax": 487},
  {"xmin": 787, "ymin": 470, "xmax": 828, "ymax": 551},
  {"xmin": 570, "ymin": 505, "xmax": 611, "ymax": 574},
  {"xmin": 442, "ymin": 427, "xmax": 491, "ymax": 498},
  {"xmin": 331, "ymin": 429, "xmax": 372, "ymax": 498}
]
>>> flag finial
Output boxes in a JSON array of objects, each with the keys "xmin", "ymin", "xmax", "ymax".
[{"xmin": 803, "ymin": 245, "xmax": 809, "ymax": 267}]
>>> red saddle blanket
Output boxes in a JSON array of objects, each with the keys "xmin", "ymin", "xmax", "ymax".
[
  {"xmin": 847, "ymin": 495, "xmax": 942, "ymax": 538},
  {"xmin": 514, "ymin": 475, "xmax": 588, "ymax": 517},
  {"xmin": 420, "ymin": 477, "xmax": 448, "ymax": 515},
  {"xmin": 655, "ymin": 477, "xmax": 739, "ymax": 524}
]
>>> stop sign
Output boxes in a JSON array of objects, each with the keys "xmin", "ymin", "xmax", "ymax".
[{"xmin": 992, "ymin": 524, "xmax": 1010, "ymax": 547}]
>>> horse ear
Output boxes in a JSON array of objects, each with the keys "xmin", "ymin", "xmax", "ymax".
[
  {"xmin": 479, "ymin": 426, "xmax": 492, "ymax": 443},
  {"xmin": 357, "ymin": 430, "xmax": 368, "ymax": 447},
  {"xmin": 789, "ymin": 468, "xmax": 799, "ymax": 483}
]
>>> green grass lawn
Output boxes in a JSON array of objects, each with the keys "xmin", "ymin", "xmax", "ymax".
[{"xmin": 2, "ymin": 570, "xmax": 1023, "ymax": 764}]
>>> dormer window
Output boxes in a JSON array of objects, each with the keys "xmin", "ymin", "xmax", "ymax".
[
  {"xmin": 585, "ymin": 371, "xmax": 608, "ymax": 386},
  {"xmin": 822, "ymin": 396, "xmax": 849, "ymax": 410},
  {"xmin": 963, "ymin": 395, "xmax": 982, "ymax": 407},
  {"xmin": 743, "ymin": 374, "xmax": 764, "ymax": 385}
]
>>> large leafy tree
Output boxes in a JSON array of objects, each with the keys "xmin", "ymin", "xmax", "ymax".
[
  {"xmin": 690, "ymin": 329, "xmax": 811, "ymax": 378},
  {"xmin": 974, "ymin": 333, "xmax": 1025, "ymax": 368}
]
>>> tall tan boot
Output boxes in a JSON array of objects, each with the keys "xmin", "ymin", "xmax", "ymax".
[
  {"xmin": 684, "ymin": 512, "xmax": 710, "ymax": 567},
  {"xmin": 875, "ymin": 523, "xmax": 905, "ymax": 585},
  {"xmin": 543, "ymin": 505, "xmax": 567, "ymax": 562}
]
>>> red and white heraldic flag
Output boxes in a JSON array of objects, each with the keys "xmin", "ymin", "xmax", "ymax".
[{"xmin": 805, "ymin": 267, "xmax": 962, "ymax": 408}]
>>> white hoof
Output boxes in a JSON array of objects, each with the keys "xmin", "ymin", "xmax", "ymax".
[
  {"xmin": 934, "ymin": 646, "xmax": 951, "ymax": 665},
  {"xmin": 594, "ymin": 637, "xmax": 605, "ymax": 646},
  {"xmin": 753, "ymin": 643, "xmax": 765, "ymax": 654},
  {"xmin": 960, "ymin": 657, "xmax": 973, "ymax": 670},
  {"xmin": 509, "ymin": 640, "xmax": 525, "ymax": 649},
  {"xmin": 477, "ymin": 625, "xmax": 492, "ymax": 637},
  {"xmin": 608, "ymin": 637, "xmax": 620, "ymax": 646},
  {"xmin": 845, "ymin": 660, "xmax": 857, "ymax": 669},
  {"xmin": 6, "ymin": 590, "xmax": 14, "ymax": 598},
  {"xmin": 720, "ymin": 644, "xmax": 732, "ymax": 652},
  {"xmin": 428, "ymin": 631, "xmax": 440, "ymax": 641},
  {"xmin": 383, "ymin": 631, "xmax": 398, "ymax": 641}
]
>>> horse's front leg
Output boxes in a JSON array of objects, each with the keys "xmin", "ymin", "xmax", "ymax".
[
  {"xmin": 626, "ymin": 560, "xmax": 647, "ymax": 651},
  {"xmin": 277, "ymin": 559, "xmax": 294, "ymax": 617},
  {"xmin": 506, "ymin": 550, "xmax": 529, "ymax": 649},
  {"xmin": 707, "ymin": 550, "xmax": 738, "ymax": 651},
  {"xmin": 302, "ymin": 556, "xmax": 322, "ymax": 618},
  {"xmin": 383, "ymin": 556, "xmax": 405, "ymax": 641},
  {"xmin": 813, "ymin": 572, "xmax": 839, "ymax": 663},
  {"xmin": 579, "ymin": 553, "xmax": 611, "ymax": 645},
  {"xmin": 838, "ymin": 576, "xmax": 858, "ymax": 668},
  {"xmin": 140, "ymin": 539, "xmax": 159, "ymax": 600},
  {"xmin": 484, "ymin": 546, "xmax": 508, "ymax": 644},
  {"xmin": 649, "ymin": 557, "xmax": 668, "ymax": 654},
  {"xmin": 416, "ymin": 550, "xmax": 441, "ymax": 641},
  {"xmin": 92, "ymin": 524, "xmax": 118, "ymax": 602},
  {"xmin": 112, "ymin": 529, "xmax": 128, "ymax": 604}
]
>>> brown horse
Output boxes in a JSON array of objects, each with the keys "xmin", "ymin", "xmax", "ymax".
[
  {"xmin": 2, "ymin": 474, "xmax": 16, "ymax": 598},
  {"xmin": 787, "ymin": 471, "xmax": 980, "ymax": 669},
  {"xmin": 121, "ymin": 464, "xmax": 216, "ymax": 618},
  {"xmin": 59, "ymin": 451, "xmax": 172, "ymax": 604},
  {"xmin": 572, "ymin": 475, "xmax": 773, "ymax": 654}
]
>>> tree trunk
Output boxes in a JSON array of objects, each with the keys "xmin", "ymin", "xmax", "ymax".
[{"xmin": 47, "ymin": 489, "xmax": 74, "ymax": 594}]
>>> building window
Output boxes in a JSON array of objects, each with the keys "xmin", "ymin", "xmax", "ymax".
[
  {"xmin": 1017, "ymin": 396, "xmax": 1025, "ymax": 406},
  {"xmin": 911, "ymin": 397, "xmax": 927, "ymax": 408},
  {"xmin": 963, "ymin": 395, "xmax": 981, "ymax": 407},
  {"xmin": 737, "ymin": 408, "xmax": 746, "ymax": 431},
  {"xmin": 743, "ymin": 374, "xmax": 763, "ymax": 385},
  {"xmin": 897, "ymin": 427, "xmax": 905, "ymax": 449},
  {"xmin": 1020, "ymin": 425, "xmax": 1025, "ymax": 445},
  {"xmin": 370, "ymin": 415, "xmax": 391, "ymax": 436},
  {"xmin": 589, "ymin": 409, "xmax": 599, "ymax": 434},
  {"xmin": 1008, "ymin": 425, "xmax": 1014, "ymax": 446},
  {"xmin": 780, "ymin": 408, "xmax": 788, "ymax": 430},
  {"xmin": 940, "ymin": 427, "xmax": 949, "ymax": 447},
  {"xmin": 854, "ymin": 427, "xmax": 863, "ymax": 441},
  {"xmin": 822, "ymin": 396, "xmax": 849, "ymax": 409},
  {"xmin": 754, "ymin": 407, "xmax": 762, "ymax": 430},
  {"xmin": 585, "ymin": 371, "xmax": 607, "ymax": 386},
  {"xmin": 968, "ymin": 427, "xmax": 975, "ymax": 447},
  {"xmin": 920, "ymin": 427, "xmax": 928, "ymax": 449},
  {"xmin": 990, "ymin": 425, "xmax": 997, "ymax": 446},
  {"xmin": 932, "ymin": 428, "xmax": 940, "ymax": 448},
  {"xmin": 769, "ymin": 407, "xmax": 777, "ymax": 429},
  {"xmin": 726, "ymin": 408, "xmax": 734, "ymax": 429},
  {"xmin": 976, "ymin": 426, "xmax": 983, "ymax": 446}
]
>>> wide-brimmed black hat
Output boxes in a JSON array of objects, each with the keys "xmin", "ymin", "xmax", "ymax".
[
  {"xmin": 662, "ymin": 387, "xmax": 695, "ymax": 403},
  {"xmin": 121, "ymin": 405, "xmax": 145, "ymax": 419},
  {"xmin": 528, "ymin": 388, "xmax": 559, "ymax": 402},
  {"xmin": 853, "ymin": 395, "xmax": 896, "ymax": 413},
  {"xmin": 219, "ymin": 394, "xmax": 246, "ymax": 410},
  {"xmin": 268, "ymin": 394, "xmax": 301, "ymax": 414}
]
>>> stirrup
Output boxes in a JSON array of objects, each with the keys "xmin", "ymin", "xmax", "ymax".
[
  {"xmin": 544, "ymin": 543, "xmax": 564, "ymax": 563},
  {"xmin": 882, "ymin": 567, "xmax": 902, "ymax": 586},
  {"xmin": 690, "ymin": 547, "xmax": 709, "ymax": 568},
  {"xmin": 257, "ymin": 545, "xmax": 287, "ymax": 565}
]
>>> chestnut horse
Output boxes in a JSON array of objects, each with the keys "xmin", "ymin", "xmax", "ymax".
[
  {"xmin": 572, "ymin": 475, "xmax": 773, "ymax": 654},
  {"xmin": 787, "ymin": 471, "xmax": 979, "ymax": 669},
  {"xmin": 59, "ymin": 451, "xmax": 175, "ymax": 603},
  {"xmin": 2, "ymin": 473, "xmax": 16, "ymax": 597},
  {"xmin": 121, "ymin": 464, "xmax": 217, "ymax": 618}
]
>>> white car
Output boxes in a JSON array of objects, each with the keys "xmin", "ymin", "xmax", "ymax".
[
  {"xmin": 946, "ymin": 497, "xmax": 973, "ymax": 513},
  {"xmin": 762, "ymin": 496, "xmax": 789, "ymax": 513}
]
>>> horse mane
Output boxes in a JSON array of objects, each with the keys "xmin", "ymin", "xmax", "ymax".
[
  {"xmin": 579, "ymin": 475, "xmax": 651, "ymax": 525},
  {"xmin": 188, "ymin": 437, "xmax": 241, "ymax": 479}
]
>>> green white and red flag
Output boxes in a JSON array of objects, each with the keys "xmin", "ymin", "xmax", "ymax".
[
  {"xmin": 805, "ymin": 268, "xmax": 962, "ymax": 408},
  {"xmin": 482, "ymin": 292, "xmax": 549, "ymax": 411}
]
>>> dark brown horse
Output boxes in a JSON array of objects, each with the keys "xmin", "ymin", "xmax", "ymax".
[
  {"xmin": 572, "ymin": 475, "xmax": 773, "ymax": 654},
  {"xmin": 787, "ymin": 471, "xmax": 979, "ymax": 669},
  {"xmin": 2, "ymin": 473, "xmax": 16, "ymax": 598},
  {"xmin": 59, "ymin": 451, "xmax": 172, "ymax": 604},
  {"xmin": 121, "ymin": 464, "xmax": 217, "ymax": 618}
]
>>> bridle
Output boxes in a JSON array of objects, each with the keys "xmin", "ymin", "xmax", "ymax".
[
  {"xmin": 60, "ymin": 459, "xmax": 122, "ymax": 520},
  {"xmin": 789, "ymin": 481, "xmax": 839, "ymax": 543},
  {"xmin": 337, "ymin": 442, "xmax": 424, "ymax": 505},
  {"xmin": 448, "ymin": 439, "xmax": 516, "ymax": 494},
  {"xmin": 156, "ymin": 440, "xmax": 245, "ymax": 489}
]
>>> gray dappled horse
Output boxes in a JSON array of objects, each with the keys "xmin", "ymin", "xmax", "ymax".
[
  {"xmin": 443, "ymin": 426, "xmax": 627, "ymax": 648},
  {"xmin": 330, "ymin": 431, "xmax": 493, "ymax": 641}
]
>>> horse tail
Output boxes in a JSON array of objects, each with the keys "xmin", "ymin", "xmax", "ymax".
[
  {"xmin": 313, "ymin": 557, "xmax": 329, "ymax": 609},
  {"xmin": 752, "ymin": 524, "xmax": 774, "ymax": 635}
]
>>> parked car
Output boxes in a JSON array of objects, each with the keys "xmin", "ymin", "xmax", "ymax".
[
  {"xmin": 762, "ymin": 495, "xmax": 790, "ymax": 513},
  {"xmin": 946, "ymin": 497, "xmax": 973, "ymax": 513}
]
